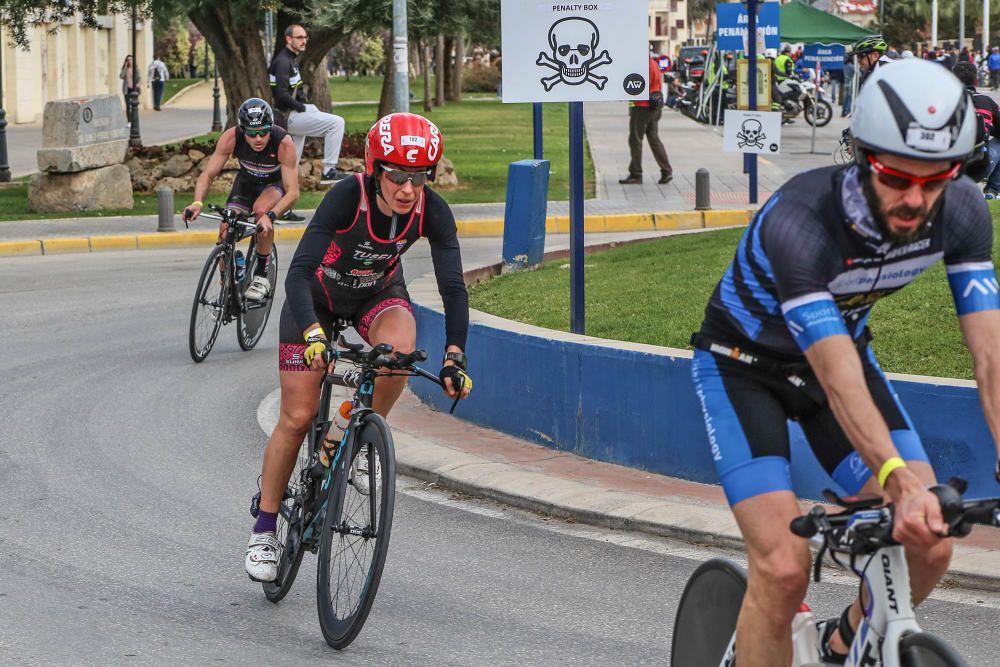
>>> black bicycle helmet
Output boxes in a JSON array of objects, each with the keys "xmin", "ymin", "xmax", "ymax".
[{"xmin": 237, "ymin": 98, "xmax": 274, "ymax": 131}]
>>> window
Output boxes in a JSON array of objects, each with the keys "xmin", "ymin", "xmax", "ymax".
[{"xmin": 656, "ymin": 17, "xmax": 663, "ymax": 35}]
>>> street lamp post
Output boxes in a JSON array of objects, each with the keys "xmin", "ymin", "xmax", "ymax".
[
  {"xmin": 204, "ymin": 39, "xmax": 209, "ymax": 80},
  {"xmin": 0, "ymin": 37, "xmax": 11, "ymax": 182},
  {"xmin": 211, "ymin": 60, "xmax": 222, "ymax": 132},
  {"xmin": 128, "ymin": 1, "xmax": 142, "ymax": 148}
]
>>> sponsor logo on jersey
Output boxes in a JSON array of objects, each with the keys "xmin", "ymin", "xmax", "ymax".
[
  {"xmin": 353, "ymin": 249, "xmax": 395, "ymax": 262},
  {"xmin": 962, "ymin": 276, "xmax": 1000, "ymax": 298}
]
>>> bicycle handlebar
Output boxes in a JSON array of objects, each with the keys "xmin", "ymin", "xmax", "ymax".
[
  {"xmin": 183, "ymin": 204, "xmax": 260, "ymax": 234},
  {"xmin": 790, "ymin": 479, "xmax": 1000, "ymax": 555}
]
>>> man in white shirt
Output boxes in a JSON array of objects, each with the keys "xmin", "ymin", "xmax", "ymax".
[{"xmin": 147, "ymin": 57, "xmax": 170, "ymax": 111}]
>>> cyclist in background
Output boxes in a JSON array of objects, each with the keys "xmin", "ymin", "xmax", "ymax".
[
  {"xmin": 185, "ymin": 98, "xmax": 299, "ymax": 302},
  {"xmin": 689, "ymin": 60, "xmax": 1000, "ymax": 666},
  {"xmin": 245, "ymin": 112, "xmax": 473, "ymax": 582}
]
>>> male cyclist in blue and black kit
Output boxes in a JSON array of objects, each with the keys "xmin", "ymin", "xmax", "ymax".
[
  {"xmin": 245, "ymin": 113, "xmax": 472, "ymax": 582},
  {"xmin": 691, "ymin": 60, "xmax": 1000, "ymax": 666},
  {"xmin": 186, "ymin": 98, "xmax": 299, "ymax": 302}
]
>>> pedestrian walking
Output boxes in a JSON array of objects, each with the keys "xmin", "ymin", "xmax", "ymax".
[
  {"xmin": 841, "ymin": 57, "xmax": 855, "ymax": 116},
  {"xmin": 119, "ymin": 55, "xmax": 138, "ymax": 114},
  {"xmin": 988, "ymin": 47, "xmax": 1000, "ymax": 90},
  {"xmin": 147, "ymin": 56, "xmax": 169, "ymax": 111},
  {"xmin": 619, "ymin": 49, "xmax": 672, "ymax": 185}
]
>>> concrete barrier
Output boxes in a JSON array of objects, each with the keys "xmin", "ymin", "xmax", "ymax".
[{"xmin": 408, "ymin": 250, "xmax": 1000, "ymax": 501}]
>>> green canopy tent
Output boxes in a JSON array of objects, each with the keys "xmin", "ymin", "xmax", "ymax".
[{"xmin": 779, "ymin": 0, "xmax": 877, "ymax": 44}]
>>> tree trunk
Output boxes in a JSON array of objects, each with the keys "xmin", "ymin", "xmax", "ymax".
[
  {"xmin": 421, "ymin": 41, "xmax": 432, "ymax": 112},
  {"xmin": 443, "ymin": 36, "xmax": 455, "ymax": 101},
  {"xmin": 378, "ymin": 29, "xmax": 394, "ymax": 121},
  {"xmin": 435, "ymin": 35, "xmax": 446, "ymax": 107},
  {"xmin": 189, "ymin": 4, "xmax": 269, "ymax": 130},
  {"xmin": 451, "ymin": 32, "xmax": 466, "ymax": 101}
]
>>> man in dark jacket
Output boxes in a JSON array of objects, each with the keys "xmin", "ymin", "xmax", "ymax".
[{"xmin": 269, "ymin": 24, "xmax": 348, "ymax": 187}]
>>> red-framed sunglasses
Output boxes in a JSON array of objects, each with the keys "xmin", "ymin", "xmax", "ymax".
[{"xmin": 866, "ymin": 153, "xmax": 960, "ymax": 192}]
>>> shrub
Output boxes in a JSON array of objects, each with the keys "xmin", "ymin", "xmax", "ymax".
[{"xmin": 462, "ymin": 65, "xmax": 500, "ymax": 93}]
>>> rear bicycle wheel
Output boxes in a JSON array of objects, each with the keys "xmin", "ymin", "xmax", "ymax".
[
  {"xmin": 237, "ymin": 241, "xmax": 278, "ymax": 351},
  {"xmin": 263, "ymin": 428, "xmax": 319, "ymax": 602},
  {"xmin": 670, "ymin": 558, "xmax": 747, "ymax": 667},
  {"xmin": 316, "ymin": 413, "xmax": 396, "ymax": 649},
  {"xmin": 189, "ymin": 244, "xmax": 230, "ymax": 363},
  {"xmin": 899, "ymin": 632, "xmax": 968, "ymax": 667}
]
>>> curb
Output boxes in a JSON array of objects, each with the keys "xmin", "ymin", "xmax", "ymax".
[{"xmin": 0, "ymin": 209, "xmax": 753, "ymax": 258}]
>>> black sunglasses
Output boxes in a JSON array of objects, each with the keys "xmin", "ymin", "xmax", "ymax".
[
  {"xmin": 382, "ymin": 164, "xmax": 431, "ymax": 186},
  {"xmin": 244, "ymin": 128, "xmax": 272, "ymax": 138}
]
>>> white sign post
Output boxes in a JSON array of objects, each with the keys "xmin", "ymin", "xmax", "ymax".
[
  {"xmin": 723, "ymin": 110, "xmax": 782, "ymax": 155},
  {"xmin": 500, "ymin": 0, "xmax": 650, "ymax": 103}
]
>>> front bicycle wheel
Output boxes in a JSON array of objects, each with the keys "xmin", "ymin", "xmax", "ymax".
[
  {"xmin": 899, "ymin": 632, "xmax": 968, "ymax": 667},
  {"xmin": 671, "ymin": 558, "xmax": 747, "ymax": 667},
  {"xmin": 189, "ymin": 244, "xmax": 230, "ymax": 363},
  {"xmin": 316, "ymin": 413, "xmax": 396, "ymax": 649},
  {"xmin": 262, "ymin": 431, "xmax": 317, "ymax": 603},
  {"xmin": 237, "ymin": 241, "xmax": 278, "ymax": 351}
]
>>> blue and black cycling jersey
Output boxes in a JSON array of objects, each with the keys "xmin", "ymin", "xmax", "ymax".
[{"xmin": 699, "ymin": 164, "xmax": 998, "ymax": 360}]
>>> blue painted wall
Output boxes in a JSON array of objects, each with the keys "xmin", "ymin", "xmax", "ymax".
[{"xmin": 412, "ymin": 303, "xmax": 998, "ymax": 499}]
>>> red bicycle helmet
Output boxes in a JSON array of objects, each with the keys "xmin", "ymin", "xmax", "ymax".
[{"xmin": 364, "ymin": 112, "xmax": 444, "ymax": 181}]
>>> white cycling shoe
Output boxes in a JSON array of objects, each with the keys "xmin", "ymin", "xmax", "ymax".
[
  {"xmin": 245, "ymin": 531, "xmax": 279, "ymax": 582},
  {"xmin": 349, "ymin": 451, "xmax": 380, "ymax": 496},
  {"xmin": 244, "ymin": 275, "xmax": 271, "ymax": 302}
]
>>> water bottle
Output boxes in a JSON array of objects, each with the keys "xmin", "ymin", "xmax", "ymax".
[
  {"xmin": 790, "ymin": 604, "xmax": 823, "ymax": 666},
  {"xmin": 320, "ymin": 401, "xmax": 353, "ymax": 468},
  {"xmin": 235, "ymin": 250, "xmax": 246, "ymax": 283}
]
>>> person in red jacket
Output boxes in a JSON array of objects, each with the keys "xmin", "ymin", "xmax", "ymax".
[{"xmin": 619, "ymin": 51, "xmax": 673, "ymax": 185}]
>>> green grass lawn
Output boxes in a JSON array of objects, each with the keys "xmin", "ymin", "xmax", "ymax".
[
  {"xmin": 329, "ymin": 75, "xmax": 494, "ymax": 102},
  {"xmin": 2, "ymin": 98, "xmax": 592, "ymax": 220},
  {"xmin": 162, "ymin": 78, "xmax": 200, "ymax": 105},
  {"xmin": 468, "ymin": 207, "xmax": 1000, "ymax": 380}
]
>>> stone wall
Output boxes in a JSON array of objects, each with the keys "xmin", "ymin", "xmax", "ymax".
[{"xmin": 125, "ymin": 148, "xmax": 459, "ymax": 195}]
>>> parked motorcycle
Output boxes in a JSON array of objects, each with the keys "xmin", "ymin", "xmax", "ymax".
[{"xmin": 776, "ymin": 74, "xmax": 833, "ymax": 127}]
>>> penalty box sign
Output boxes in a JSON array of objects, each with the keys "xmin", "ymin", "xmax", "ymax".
[{"xmin": 500, "ymin": 0, "xmax": 650, "ymax": 103}]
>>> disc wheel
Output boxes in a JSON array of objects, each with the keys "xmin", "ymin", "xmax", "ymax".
[
  {"xmin": 237, "ymin": 243, "xmax": 278, "ymax": 351},
  {"xmin": 899, "ymin": 632, "xmax": 969, "ymax": 666},
  {"xmin": 670, "ymin": 558, "xmax": 747, "ymax": 667},
  {"xmin": 189, "ymin": 244, "xmax": 230, "ymax": 363},
  {"xmin": 317, "ymin": 413, "xmax": 396, "ymax": 649}
]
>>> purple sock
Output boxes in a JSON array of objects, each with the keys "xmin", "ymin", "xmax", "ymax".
[{"xmin": 254, "ymin": 510, "xmax": 278, "ymax": 534}]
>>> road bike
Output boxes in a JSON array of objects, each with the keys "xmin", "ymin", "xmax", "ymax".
[
  {"xmin": 251, "ymin": 320, "xmax": 451, "ymax": 649},
  {"xmin": 671, "ymin": 479, "xmax": 1000, "ymax": 666},
  {"xmin": 184, "ymin": 204, "xmax": 277, "ymax": 362}
]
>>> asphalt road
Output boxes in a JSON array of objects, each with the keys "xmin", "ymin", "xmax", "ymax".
[{"xmin": 2, "ymin": 239, "xmax": 1000, "ymax": 665}]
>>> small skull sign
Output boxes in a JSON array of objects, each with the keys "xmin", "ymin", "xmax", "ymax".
[
  {"xmin": 737, "ymin": 119, "xmax": 765, "ymax": 150},
  {"xmin": 536, "ymin": 17, "xmax": 613, "ymax": 92}
]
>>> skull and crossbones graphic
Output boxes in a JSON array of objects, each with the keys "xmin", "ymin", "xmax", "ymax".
[
  {"xmin": 737, "ymin": 119, "xmax": 766, "ymax": 150},
  {"xmin": 536, "ymin": 17, "xmax": 613, "ymax": 92}
]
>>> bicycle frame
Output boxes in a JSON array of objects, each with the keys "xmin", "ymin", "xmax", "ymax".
[
  {"xmin": 190, "ymin": 207, "xmax": 261, "ymax": 324},
  {"xmin": 845, "ymin": 542, "xmax": 921, "ymax": 667}
]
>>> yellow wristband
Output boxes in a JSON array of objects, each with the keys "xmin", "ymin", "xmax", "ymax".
[
  {"xmin": 191, "ymin": 200, "xmax": 203, "ymax": 207},
  {"xmin": 877, "ymin": 457, "xmax": 907, "ymax": 488}
]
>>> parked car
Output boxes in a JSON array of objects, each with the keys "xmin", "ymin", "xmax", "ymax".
[{"xmin": 677, "ymin": 44, "xmax": 711, "ymax": 82}]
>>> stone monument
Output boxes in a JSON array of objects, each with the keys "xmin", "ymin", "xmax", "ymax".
[{"xmin": 28, "ymin": 95, "xmax": 133, "ymax": 212}]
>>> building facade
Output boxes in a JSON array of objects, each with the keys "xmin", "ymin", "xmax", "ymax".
[{"xmin": 1, "ymin": 14, "xmax": 154, "ymax": 125}]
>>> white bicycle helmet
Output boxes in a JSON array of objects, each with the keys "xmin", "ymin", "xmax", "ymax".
[{"xmin": 851, "ymin": 58, "xmax": 976, "ymax": 163}]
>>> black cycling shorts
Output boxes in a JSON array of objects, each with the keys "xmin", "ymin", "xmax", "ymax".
[
  {"xmin": 691, "ymin": 345, "xmax": 929, "ymax": 505},
  {"xmin": 226, "ymin": 174, "xmax": 284, "ymax": 213},
  {"xmin": 278, "ymin": 278, "xmax": 413, "ymax": 372}
]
